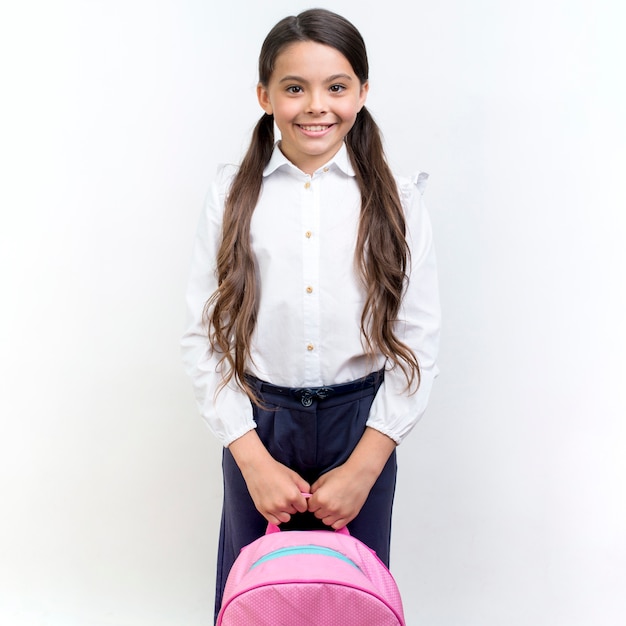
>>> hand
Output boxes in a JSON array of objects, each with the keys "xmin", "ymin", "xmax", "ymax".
[
  {"xmin": 308, "ymin": 464, "xmax": 373, "ymax": 530},
  {"xmin": 228, "ymin": 431, "xmax": 310, "ymax": 526},
  {"xmin": 244, "ymin": 457, "xmax": 310, "ymax": 525},
  {"xmin": 308, "ymin": 427, "xmax": 397, "ymax": 530}
]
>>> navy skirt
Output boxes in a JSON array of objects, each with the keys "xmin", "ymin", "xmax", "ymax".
[{"xmin": 214, "ymin": 371, "xmax": 397, "ymax": 622}]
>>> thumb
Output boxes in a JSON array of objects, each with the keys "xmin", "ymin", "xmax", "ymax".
[
  {"xmin": 294, "ymin": 474, "xmax": 311, "ymax": 496},
  {"xmin": 310, "ymin": 473, "xmax": 327, "ymax": 493},
  {"xmin": 292, "ymin": 475, "xmax": 311, "ymax": 513}
]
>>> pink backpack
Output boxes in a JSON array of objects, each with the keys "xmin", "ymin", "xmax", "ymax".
[{"xmin": 217, "ymin": 523, "xmax": 406, "ymax": 625}]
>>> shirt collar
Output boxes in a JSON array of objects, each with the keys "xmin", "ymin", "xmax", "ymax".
[{"xmin": 263, "ymin": 142, "xmax": 355, "ymax": 178}]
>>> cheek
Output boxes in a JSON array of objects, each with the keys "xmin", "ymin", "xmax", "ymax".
[
  {"xmin": 273, "ymin": 103, "xmax": 297, "ymax": 124},
  {"xmin": 338, "ymin": 98, "xmax": 363, "ymax": 120}
]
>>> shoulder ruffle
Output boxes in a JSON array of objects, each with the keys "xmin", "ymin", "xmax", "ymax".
[
  {"xmin": 397, "ymin": 171, "xmax": 429, "ymax": 206},
  {"xmin": 412, "ymin": 171, "xmax": 429, "ymax": 194}
]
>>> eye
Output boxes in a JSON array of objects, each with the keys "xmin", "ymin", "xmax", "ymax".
[
  {"xmin": 286, "ymin": 85, "xmax": 303, "ymax": 94},
  {"xmin": 329, "ymin": 84, "xmax": 346, "ymax": 93}
]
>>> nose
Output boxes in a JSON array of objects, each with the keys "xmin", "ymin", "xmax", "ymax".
[{"xmin": 305, "ymin": 89, "xmax": 327, "ymax": 115}]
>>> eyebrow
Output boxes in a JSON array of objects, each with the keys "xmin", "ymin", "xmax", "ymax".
[{"xmin": 278, "ymin": 73, "xmax": 354, "ymax": 84}]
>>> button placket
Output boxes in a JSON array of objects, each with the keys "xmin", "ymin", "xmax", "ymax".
[{"xmin": 301, "ymin": 175, "xmax": 321, "ymax": 382}]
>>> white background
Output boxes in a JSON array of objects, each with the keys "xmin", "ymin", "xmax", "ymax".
[{"xmin": 1, "ymin": 1, "xmax": 625, "ymax": 624}]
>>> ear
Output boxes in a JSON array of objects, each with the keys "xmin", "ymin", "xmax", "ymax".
[
  {"xmin": 358, "ymin": 81, "xmax": 369, "ymax": 111},
  {"xmin": 257, "ymin": 83, "xmax": 273, "ymax": 115}
]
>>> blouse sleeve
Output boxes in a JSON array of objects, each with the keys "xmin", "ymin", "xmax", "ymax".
[
  {"xmin": 365, "ymin": 172, "xmax": 441, "ymax": 443},
  {"xmin": 180, "ymin": 165, "xmax": 257, "ymax": 447}
]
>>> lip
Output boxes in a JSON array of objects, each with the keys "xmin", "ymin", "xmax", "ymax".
[{"xmin": 296, "ymin": 123, "xmax": 335, "ymax": 137}]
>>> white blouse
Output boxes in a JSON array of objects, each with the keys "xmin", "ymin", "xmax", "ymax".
[{"xmin": 181, "ymin": 143, "xmax": 440, "ymax": 446}]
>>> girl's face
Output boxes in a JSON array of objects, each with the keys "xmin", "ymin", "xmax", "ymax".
[{"xmin": 257, "ymin": 41, "xmax": 369, "ymax": 175}]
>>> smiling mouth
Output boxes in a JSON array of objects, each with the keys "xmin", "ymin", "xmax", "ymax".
[{"xmin": 298, "ymin": 124, "xmax": 333, "ymax": 132}]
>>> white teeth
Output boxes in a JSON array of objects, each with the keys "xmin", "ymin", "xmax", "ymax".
[{"xmin": 300, "ymin": 125, "xmax": 328, "ymax": 131}]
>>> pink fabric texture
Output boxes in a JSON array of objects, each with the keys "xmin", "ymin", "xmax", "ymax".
[{"xmin": 217, "ymin": 527, "xmax": 405, "ymax": 625}]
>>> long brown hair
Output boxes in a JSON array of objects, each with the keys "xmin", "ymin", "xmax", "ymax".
[{"xmin": 206, "ymin": 9, "xmax": 420, "ymax": 401}]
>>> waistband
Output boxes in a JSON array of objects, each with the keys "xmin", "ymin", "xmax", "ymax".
[{"xmin": 246, "ymin": 370, "xmax": 384, "ymax": 407}]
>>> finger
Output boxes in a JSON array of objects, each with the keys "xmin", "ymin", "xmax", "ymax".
[
  {"xmin": 331, "ymin": 518, "xmax": 348, "ymax": 530},
  {"xmin": 312, "ymin": 506, "xmax": 328, "ymax": 520},
  {"xmin": 281, "ymin": 509, "xmax": 294, "ymax": 522},
  {"xmin": 268, "ymin": 509, "xmax": 292, "ymax": 524},
  {"xmin": 266, "ymin": 512, "xmax": 288, "ymax": 526},
  {"xmin": 295, "ymin": 475, "xmax": 311, "ymax": 495},
  {"xmin": 321, "ymin": 514, "xmax": 341, "ymax": 528},
  {"xmin": 307, "ymin": 498, "xmax": 322, "ymax": 514},
  {"xmin": 294, "ymin": 495, "xmax": 309, "ymax": 514},
  {"xmin": 310, "ymin": 477, "xmax": 324, "ymax": 493}
]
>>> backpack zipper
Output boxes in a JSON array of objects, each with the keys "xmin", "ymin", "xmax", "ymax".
[{"xmin": 249, "ymin": 545, "xmax": 361, "ymax": 571}]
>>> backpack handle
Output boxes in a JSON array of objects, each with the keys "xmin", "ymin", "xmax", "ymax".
[{"xmin": 266, "ymin": 493, "xmax": 350, "ymax": 536}]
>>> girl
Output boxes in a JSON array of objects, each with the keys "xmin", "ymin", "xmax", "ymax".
[{"xmin": 181, "ymin": 8, "xmax": 440, "ymax": 621}]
